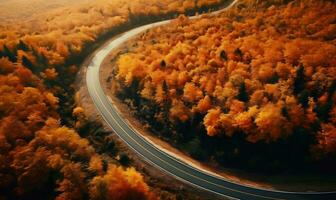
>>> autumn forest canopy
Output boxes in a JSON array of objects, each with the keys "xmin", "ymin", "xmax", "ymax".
[
  {"xmin": 0, "ymin": 0, "xmax": 227, "ymax": 199},
  {"xmin": 0, "ymin": 0, "xmax": 336, "ymax": 199},
  {"xmin": 112, "ymin": 0, "xmax": 336, "ymax": 173}
]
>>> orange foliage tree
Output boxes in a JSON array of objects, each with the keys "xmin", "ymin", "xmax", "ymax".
[
  {"xmin": 112, "ymin": 0, "xmax": 336, "ymax": 170},
  {"xmin": 1, "ymin": 0, "xmax": 228, "ymax": 198}
]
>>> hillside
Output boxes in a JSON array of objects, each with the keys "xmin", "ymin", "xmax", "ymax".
[
  {"xmin": 111, "ymin": 0, "xmax": 336, "ymax": 173},
  {"xmin": 0, "ymin": 1, "xmax": 230, "ymax": 199}
]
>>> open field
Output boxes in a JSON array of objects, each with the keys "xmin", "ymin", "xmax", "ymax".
[{"xmin": 0, "ymin": 0, "xmax": 95, "ymax": 21}]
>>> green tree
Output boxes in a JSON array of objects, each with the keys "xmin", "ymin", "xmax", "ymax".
[
  {"xmin": 294, "ymin": 65, "xmax": 305, "ymax": 94},
  {"xmin": 220, "ymin": 50, "xmax": 227, "ymax": 61},
  {"xmin": 2, "ymin": 45, "xmax": 17, "ymax": 62},
  {"xmin": 237, "ymin": 82, "xmax": 249, "ymax": 102},
  {"xmin": 17, "ymin": 40, "xmax": 30, "ymax": 51},
  {"xmin": 22, "ymin": 56, "xmax": 35, "ymax": 73}
]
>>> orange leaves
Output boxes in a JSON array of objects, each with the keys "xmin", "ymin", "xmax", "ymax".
[
  {"xmin": 57, "ymin": 163, "xmax": 87, "ymax": 200},
  {"xmin": 44, "ymin": 92, "xmax": 59, "ymax": 109},
  {"xmin": 154, "ymin": 83, "xmax": 166, "ymax": 104},
  {"xmin": 314, "ymin": 124, "xmax": 336, "ymax": 156},
  {"xmin": 3, "ymin": 115, "xmax": 155, "ymax": 199},
  {"xmin": 2, "ymin": 114, "xmax": 154, "ymax": 199},
  {"xmin": 72, "ymin": 106, "xmax": 85, "ymax": 117},
  {"xmin": 42, "ymin": 68, "xmax": 58, "ymax": 80},
  {"xmin": 150, "ymin": 70, "xmax": 166, "ymax": 85},
  {"xmin": 203, "ymin": 108, "xmax": 235, "ymax": 137},
  {"xmin": 0, "ymin": 0, "xmax": 230, "ymax": 198},
  {"xmin": 0, "ymin": 85, "xmax": 58, "ymax": 144},
  {"xmin": 116, "ymin": 54, "xmax": 146, "ymax": 86},
  {"xmin": 89, "ymin": 155, "xmax": 103, "ymax": 175},
  {"xmin": 55, "ymin": 41, "xmax": 69, "ymax": 58},
  {"xmin": 229, "ymin": 100, "xmax": 245, "ymax": 115},
  {"xmin": 197, "ymin": 0, "xmax": 221, "ymax": 7},
  {"xmin": 177, "ymin": 71, "xmax": 190, "ymax": 88},
  {"xmin": 284, "ymin": 96, "xmax": 305, "ymax": 127},
  {"xmin": 140, "ymin": 81, "xmax": 154, "ymax": 100},
  {"xmin": 284, "ymin": 39, "xmax": 336, "ymax": 67},
  {"xmin": 253, "ymin": 103, "xmax": 287, "ymax": 143},
  {"xmin": 257, "ymin": 63, "xmax": 276, "ymax": 82},
  {"xmin": 203, "ymin": 108, "xmax": 222, "ymax": 136},
  {"xmin": 165, "ymin": 42, "xmax": 192, "ymax": 65},
  {"xmin": 89, "ymin": 166, "xmax": 155, "ymax": 200},
  {"xmin": 14, "ymin": 66, "xmax": 33, "ymax": 84},
  {"xmin": 169, "ymin": 99, "xmax": 190, "ymax": 122},
  {"xmin": 1, "ymin": 116, "xmax": 32, "ymax": 143},
  {"xmin": 34, "ymin": 126, "xmax": 95, "ymax": 160},
  {"xmin": 275, "ymin": 62, "xmax": 291, "ymax": 79},
  {"xmin": 0, "ymin": 57, "xmax": 15, "ymax": 74},
  {"xmin": 194, "ymin": 95, "xmax": 212, "ymax": 114},
  {"xmin": 11, "ymin": 146, "xmax": 52, "ymax": 196},
  {"xmin": 112, "ymin": 1, "xmax": 336, "ymax": 156},
  {"xmin": 183, "ymin": 82, "xmax": 203, "ymax": 102},
  {"xmin": 234, "ymin": 106, "xmax": 258, "ymax": 132}
]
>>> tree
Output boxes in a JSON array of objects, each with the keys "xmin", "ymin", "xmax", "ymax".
[
  {"xmin": 119, "ymin": 153, "xmax": 130, "ymax": 166},
  {"xmin": 316, "ymin": 98, "xmax": 333, "ymax": 122},
  {"xmin": 253, "ymin": 103, "xmax": 287, "ymax": 143},
  {"xmin": 185, "ymin": 137, "xmax": 206, "ymax": 160},
  {"xmin": 194, "ymin": 95, "xmax": 212, "ymax": 113},
  {"xmin": 169, "ymin": 99, "xmax": 190, "ymax": 122},
  {"xmin": 183, "ymin": 82, "xmax": 203, "ymax": 102},
  {"xmin": 15, "ymin": 66, "xmax": 33, "ymax": 84},
  {"xmin": 32, "ymin": 48, "xmax": 48, "ymax": 67},
  {"xmin": 298, "ymin": 89, "xmax": 309, "ymax": 108},
  {"xmin": 2, "ymin": 45, "xmax": 17, "ymax": 62},
  {"xmin": 220, "ymin": 50, "xmax": 227, "ymax": 61},
  {"xmin": 234, "ymin": 48, "xmax": 243, "ymax": 60},
  {"xmin": 203, "ymin": 108, "xmax": 222, "ymax": 137},
  {"xmin": 237, "ymin": 82, "xmax": 249, "ymax": 102},
  {"xmin": 17, "ymin": 40, "xmax": 30, "ymax": 51},
  {"xmin": 0, "ymin": 57, "xmax": 16, "ymax": 74},
  {"xmin": 22, "ymin": 56, "xmax": 35, "ymax": 73},
  {"xmin": 89, "ymin": 166, "xmax": 155, "ymax": 200},
  {"xmin": 293, "ymin": 65, "xmax": 305, "ymax": 94},
  {"xmin": 315, "ymin": 124, "xmax": 336, "ymax": 156},
  {"xmin": 42, "ymin": 68, "xmax": 58, "ymax": 80}
]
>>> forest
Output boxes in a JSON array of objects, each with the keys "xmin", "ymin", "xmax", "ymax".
[
  {"xmin": 112, "ymin": 0, "xmax": 336, "ymax": 173},
  {"xmin": 0, "ymin": 0, "xmax": 229, "ymax": 199}
]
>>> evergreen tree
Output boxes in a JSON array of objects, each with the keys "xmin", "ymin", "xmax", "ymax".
[
  {"xmin": 2, "ymin": 45, "xmax": 17, "ymax": 62},
  {"xmin": 294, "ymin": 65, "xmax": 305, "ymax": 94},
  {"xmin": 298, "ymin": 89, "xmax": 309, "ymax": 108},
  {"xmin": 22, "ymin": 56, "xmax": 35, "ymax": 72},
  {"xmin": 32, "ymin": 48, "xmax": 48, "ymax": 67},
  {"xmin": 328, "ymin": 80, "xmax": 336, "ymax": 96},
  {"xmin": 234, "ymin": 48, "xmax": 243, "ymax": 58},
  {"xmin": 162, "ymin": 80, "xmax": 171, "ymax": 134},
  {"xmin": 160, "ymin": 59, "xmax": 166, "ymax": 68},
  {"xmin": 237, "ymin": 82, "xmax": 249, "ymax": 102},
  {"xmin": 220, "ymin": 50, "xmax": 227, "ymax": 61},
  {"xmin": 17, "ymin": 40, "xmax": 29, "ymax": 51}
]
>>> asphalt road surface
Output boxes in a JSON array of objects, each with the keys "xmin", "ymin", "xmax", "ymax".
[{"xmin": 85, "ymin": 0, "xmax": 336, "ymax": 199}]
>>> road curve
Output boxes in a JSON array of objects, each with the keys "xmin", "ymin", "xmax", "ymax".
[{"xmin": 85, "ymin": 1, "xmax": 336, "ymax": 199}]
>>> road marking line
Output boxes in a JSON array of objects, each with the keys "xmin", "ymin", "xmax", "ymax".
[{"xmin": 92, "ymin": 84, "xmax": 283, "ymax": 200}]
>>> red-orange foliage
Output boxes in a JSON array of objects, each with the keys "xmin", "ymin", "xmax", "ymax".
[
  {"xmin": 0, "ymin": 59, "xmax": 155, "ymax": 199},
  {"xmin": 90, "ymin": 166, "xmax": 157, "ymax": 200},
  {"xmin": 313, "ymin": 123, "xmax": 336, "ymax": 157},
  {"xmin": 113, "ymin": 0, "xmax": 336, "ymax": 160},
  {"xmin": 1, "ymin": 0, "xmax": 221, "ymax": 198}
]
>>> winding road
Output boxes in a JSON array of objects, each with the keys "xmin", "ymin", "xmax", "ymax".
[{"xmin": 85, "ymin": 0, "xmax": 336, "ymax": 199}]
